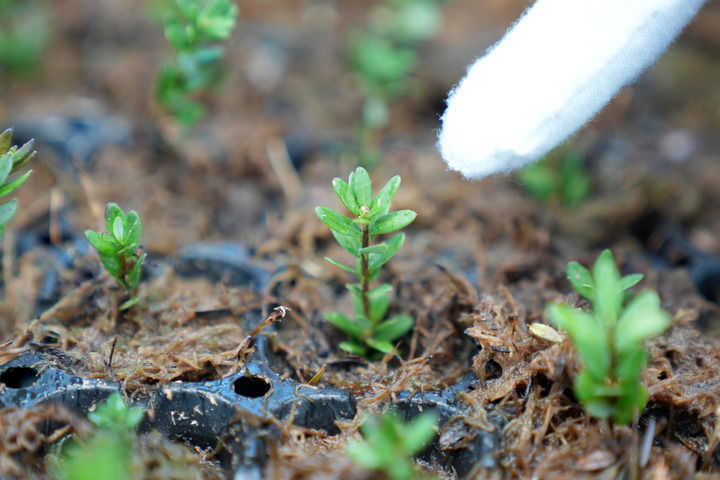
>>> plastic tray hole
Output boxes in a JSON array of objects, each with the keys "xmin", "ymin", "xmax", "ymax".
[
  {"xmin": 1, "ymin": 366, "xmax": 39, "ymax": 388},
  {"xmin": 233, "ymin": 375, "xmax": 270, "ymax": 398}
]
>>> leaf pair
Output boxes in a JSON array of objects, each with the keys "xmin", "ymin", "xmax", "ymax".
[
  {"xmin": 546, "ymin": 249, "xmax": 670, "ymax": 424},
  {"xmin": 0, "ymin": 128, "xmax": 34, "ymax": 239}
]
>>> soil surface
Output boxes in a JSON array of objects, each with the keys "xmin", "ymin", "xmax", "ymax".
[{"xmin": 1, "ymin": 1, "xmax": 720, "ymax": 479}]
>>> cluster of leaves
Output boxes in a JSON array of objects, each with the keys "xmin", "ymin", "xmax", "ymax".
[
  {"xmin": 348, "ymin": 409, "xmax": 438, "ymax": 480},
  {"xmin": 53, "ymin": 392, "xmax": 144, "ymax": 480},
  {"xmin": 546, "ymin": 249, "xmax": 671, "ymax": 424},
  {"xmin": 347, "ymin": 0, "xmax": 445, "ymax": 164},
  {"xmin": 316, "ymin": 167, "xmax": 416, "ymax": 356},
  {"xmin": 0, "ymin": 0, "xmax": 51, "ymax": 75},
  {"xmin": 0, "ymin": 128, "xmax": 34, "ymax": 239},
  {"xmin": 85, "ymin": 203, "xmax": 146, "ymax": 308},
  {"xmin": 155, "ymin": 0, "xmax": 238, "ymax": 126},
  {"xmin": 518, "ymin": 147, "xmax": 591, "ymax": 207}
]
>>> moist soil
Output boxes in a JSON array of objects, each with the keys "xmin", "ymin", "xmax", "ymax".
[{"xmin": 1, "ymin": 1, "xmax": 720, "ymax": 479}]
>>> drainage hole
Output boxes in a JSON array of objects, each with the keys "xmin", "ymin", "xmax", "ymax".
[
  {"xmin": 233, "ymin": 375, "xmax": 271, "ymax": 398},
  {"xmin": 0, "ymin": 367, "xmax": 39, "ymax": 388}
]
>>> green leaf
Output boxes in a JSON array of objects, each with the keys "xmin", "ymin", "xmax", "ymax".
[
  {"xmin": 0, "ymin": 199, "xmax": 18, "ymax": 227},
  {"xmin": 368, "ymin": 286, "xmax": 392, "ymax": 324},
  {"xmin": 546, "ymin": 303, "xmax": 609, "ymax": 380},
  {"xmin": 370, "ymin": 175, "xmax": 400, "ymax": 217},
  {"xmin": 316, "ymin": 207, "xmax": 362, "ymax": 238},
  {"xmin": 349, "ymin": 167, "xmax": 372, "ymax": 208},
  {"xmin": 123, "ymin": 211, "xmax": 142, "ymax": 247},
  {"xmin": 348, "ymin": 441, "xmax": 382, "ymax": 469},
  {"xmin": 368, "ymin": 233, "xmax": 404, "ymax": 280},
  {"xmin": 10, "ymin": 150, "xmax": 35, "ymax": 174},
  {"xmin": 373, "ymin": 314, "xmax": 413, "ymax": 342},
  {"xmin": 105, "ymin": 203, "xmax": 123, "ymax": 235},
  {"xmin": 567, "ymin": 261, "xmax": 594, "ymax": 301},
  {"xmin": 0, "ymin": 129, "xmax": 12, "ymax": 154},
  {"xmin": 325, "ymin": 312, "xmax": 365, "ymax": 340},
  {"xmin": 358, "ymin": 244, "xmax": 388, "ymax": 255},
  {"xmin": 0, "ymin": 170, "xmax": 32, "ymax": 198},
  {"xmin": 621, "ymin": 273, "xmax": 643, "ymax": 291},
  {"xmin": 0, "ymin": 152, "xmax": 13, "ymax": 186},
  {"xmin": 85, "ymin": 230, "xmax": 118, "ymax": 256},
  {"xmin": 330, "ymin": 230, "xmax": 363, "ymax": 258},
  {"xmin": 370, "ymin": 210, "xmax": 416, "ymax": 235},
  {"xmin": 613, "ymin": 379, "xmax": 648, "ymax": 425},
  {"xmin": 120, "ymin": 296, "xmax": 141, "ymax": 311},
  {"xmin": 99, "ymin": 251, "xmax": 124, "ymax": 282},
  {"xmin": 324, "ymin": 257, "xmax": 358, "ymax": 276},
  {"xmin": 366, "ymin": 338, "xmax": 395, "ymax": 353},
  {"xmin": 125, "ymin": 253, "xmax": 146, "ymax": 290},
  {"xmin": 404, "ymin": 411, "xmax": 438, "ymax": 454},
  {"xmin": 339, "ymin": 340, "xmax": 367, "ymax": 356},
  {"xmin": 112, "ymin": 216, "xmax": 125, "ymax": 242},
  {"xmin": 615, "ymin": 345, "xmax": 647, "ymax": 383},
  {"xmin": 332, "ymin": 177, "xmax": 359, "ymax": 216},
  {"xmin": 593, "ymin": 249, "xmax": 622, "ymax": 328},
  {"xmin": 615, "ymin": 291, "xmax": 670, "ymax": 355}
]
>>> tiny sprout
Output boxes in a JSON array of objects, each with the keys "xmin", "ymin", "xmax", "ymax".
[
  {"xmin": 546, "ymin": 249, "xmax": 671, "ymax": 424},
  {"xmin": 348, "ymin": 409, "xmax": 438, "ymax": 480},
  {"xmin": 85, "ymin": 203, "xmax": 146, "ymax": 309},
  {"xmin": 316, "ymin": 166, "xmax": 416, "ymax": 357},
  {"xmin": 0, "ymin": 128, "xmax": 34, "ymax": 239}
]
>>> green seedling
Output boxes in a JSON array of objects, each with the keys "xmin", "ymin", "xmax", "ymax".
[
  {"xmin": 518, "ymin": 147, "xmax": 591, "ymax": 206},
  {"xmin": 155, "ymin": 0, "xmax": 238, "ymax": 125},
  {"xmin": 53, "ymin": 392, "xmax": 144, "ymax": 480},
  {"xmin": 348, "ymin": 409, "xmax": 438, "ymax": 480},
  {"xmin": 85, "ymin": 203, "xmax": 146, "ymax": 309},
  {"xmin": 546, "ymin": 249, "xmax": 671, "ymax": 424},
  {"xmin": 347, "ymin": 0, "xmax": 444, "ymax": 165},
  {"xmin": 0, "ymin": 0, "xmax": 51, "ymax": 75},
  {"xmin": 316, "ymin": 167, "xmax": 416, "ymax": 356},
  {"xmin": 0, "ymin": 128, "xmax": 35, "ymax": 239}
]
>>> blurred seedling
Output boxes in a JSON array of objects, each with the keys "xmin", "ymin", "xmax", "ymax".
[
  {"xmin": 155, "ymin": 0, "xmax": 239, "ymax": 126},
  {"xmin": 546, "ymin": 249, "xmax": 671, "ymax": 424},
  {"xmin": 85, "ymin": 203, "xmax": 147, "ymax": 310},
  {"xmin": 0, "ymin": 0, "xmax": 52, "ymax": 75},
  {"xmin": 348, "ymin": 409, "xmax": 438, "ymax": 480},
  {"xmin": 316, "ymin": 166, "xmax": 416, "ymax": 356},
  {"xmin": 53, "ymin": 392, "xmax": 144, "ymax": 480},
  {"xmin": 0, "ymin": 128, "xmax": 35, "ymax": 239},
  {"xmin": 347, "ymin": 0, "xmax": 445, "ymax": 165},
  {"xmin": 518, "ymin": 146, "xmax": 591, "ymax": 206}
]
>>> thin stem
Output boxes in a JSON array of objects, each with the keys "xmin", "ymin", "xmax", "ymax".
[{"xmin": 361, "ymin": 223, "xmax": 371, "ymax": 322}]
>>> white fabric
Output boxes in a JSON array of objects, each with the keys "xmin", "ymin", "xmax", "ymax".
[{"xmin": 437, "ymin": 0, "xmax": 707, "ymax": 180}]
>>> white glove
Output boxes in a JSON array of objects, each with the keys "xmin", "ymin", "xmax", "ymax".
[{"xmin": 437, "ymin": 0, "xmax": 707, "ymax": 180}]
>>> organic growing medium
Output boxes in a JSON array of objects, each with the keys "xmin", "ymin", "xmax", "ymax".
[
  {"xmin": 0, "ymin": 128, "xmax": 34, "ymax": 239},
  {"xmin": 85, "ymin": 203, "xmax": 147, "ymax": 309},
  {"xmin": 546, "ymin": 249, "xmax": 671, "ymax": 424},
  {"xmin": 53, "ymin": 393, "xmax": 144, "ymax": 480},
  {"xmin": 155, "ymin": 0, "xmax": 239, "ymax": 125},
  {"xmin": 348, "ymin": 409, "xmax": 438, "ymax": 480},
  {"xmin": 316, "ymin": 166, "xmax": 416, "ymax": 356},
  {"xmin": 347, "ymin": 0, "xmax": 443, "ymax": 165}
]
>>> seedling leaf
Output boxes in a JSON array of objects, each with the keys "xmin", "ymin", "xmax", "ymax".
[
  {"xmin": 370, "ymin": 210, "xmax": 416, "ymax": 235},
  {"xmin": 332, "ymin": 177, "xmax": 359, "ymax": 215},
  {"xmin": 349, "ymin": 166, "xmax": 372, "ymax": 208}
]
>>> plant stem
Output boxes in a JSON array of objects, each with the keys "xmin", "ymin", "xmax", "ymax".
[{"xmin": 361, "ymin": 223, "xmax": 371, "ymax": 321}]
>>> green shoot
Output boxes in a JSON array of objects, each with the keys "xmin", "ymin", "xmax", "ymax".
[
  {"xmin": 0, "ymin": 128, "xmax": 35, "ymax": 239},
  {"xmin": 518, "ymin": 147, "xmax": 591, "ymax": 206},
  {"xmin": 155, "ymin": 0, "xmax": 239, "ymax": 126},
  {"xmin": 348, "ymin": 409, "xmax": 438, "ymax": 480},
  {"xmin": 85, "ymin": 203, "xmax": 147, "ymax": 309},
  {"xmin": 316, "ymin": 166, "xmax": 416, "ymax": 356},
  {"xmin": 347, "ymin": 0, "xmax": 444, "ymax": 165},
  {"xmin": 53, "ymin": 392, "xmax": 144, "ymax": 480},
  {"xmin": 0, "ymin": 0, "xmax": 51, "ymax": 75},
  {"xmin": 546, "ymin": 249, "xmax": 671, "ymax": 424}
]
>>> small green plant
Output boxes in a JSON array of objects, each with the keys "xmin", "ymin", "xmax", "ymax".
[
  {"xmin": 546, "ymin": 249, "xmax": 671, "ymax": 424},
  {"xmin": 348, "ymin": 409, "xmax": 438, "ymax": 480},
  {"xmin": 0, "ymin": 128, "xmax": 35, "ymax": 239},
  {"xmin": 53, "ymin": 392, "xmax": 144, "ymax": 480},
  {"xmin": 518, "ymin": 147, "xmax": 591, "ymax": 206},
  {"xmin": 0, "ymin": 0, "xmax": 51, "ymax": 75},
  {"xmin": 316, "ymin": 167, "xmax": 416, "ymax": 356},
  {"xmin": 347, "ymin": 0, "xmax": 444, "ymax": 165},
  {"xmin": 85, "ymin": 203, "xmax": 146, "ymax": 309},
  {"xmin": 155, "ymin": 0, "xmax": 238, "ymax": 126}
]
